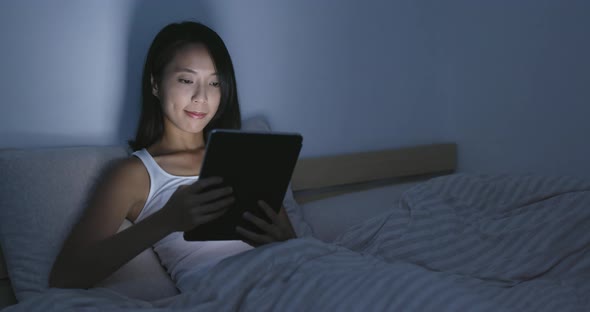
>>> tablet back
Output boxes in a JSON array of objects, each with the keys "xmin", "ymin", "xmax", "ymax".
[{"xmin": 183, "ymin": 130, "xmax": 303, "ymax": 241}]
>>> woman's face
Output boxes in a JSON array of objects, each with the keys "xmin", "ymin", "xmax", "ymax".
[{"xmin": 153, "ymin": 43, "xmax": 221, "ymax": 135}]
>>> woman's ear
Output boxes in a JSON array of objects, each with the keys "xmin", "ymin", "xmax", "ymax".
[{"xmin": 151, "ymin": 75, "xmax": 159, "ymax": 98}]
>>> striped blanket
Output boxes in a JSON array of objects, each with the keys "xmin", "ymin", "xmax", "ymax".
[{"xmin": 6, "ymin": 173, "xmax": 590, "ymax": 311}]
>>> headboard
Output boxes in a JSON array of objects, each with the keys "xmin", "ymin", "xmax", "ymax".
[{"xmin": 292, "ymin": 143, "xmax": 457, "ymax": 203}]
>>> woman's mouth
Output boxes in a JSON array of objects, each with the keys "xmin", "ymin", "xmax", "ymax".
[{"xmin": 185, "ymin": 111, "xmax": 207, "ymax": 119}]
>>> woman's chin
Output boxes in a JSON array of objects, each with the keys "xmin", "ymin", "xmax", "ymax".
[{"xmin": 185, "ymin": 124, "xmax": 207, "ymax": 134}]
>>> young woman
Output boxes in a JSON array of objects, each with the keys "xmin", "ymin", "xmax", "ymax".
[{"xmin": 49, "ymin": 21, "xmax": 296, "ymax": 290}]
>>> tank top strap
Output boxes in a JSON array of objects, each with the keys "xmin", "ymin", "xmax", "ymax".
[{"xmin": 131, "ymin": 148, "xmax": 169, "ymax": 191}]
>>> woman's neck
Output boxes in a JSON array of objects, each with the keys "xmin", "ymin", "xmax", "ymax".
[{"xmin": 150, "ymin": 131, "xmax": 205, "ymax": 155}]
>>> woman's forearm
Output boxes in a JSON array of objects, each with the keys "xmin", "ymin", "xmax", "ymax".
[{"xmin": 49, "ymin": 209, "xmax": 173, "ymax": 289}]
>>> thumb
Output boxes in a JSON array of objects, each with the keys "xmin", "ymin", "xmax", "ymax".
[
  {"xmin": 177, "ymin": 184, "xmax": 190, "ymax": 192},
  {"xmin": 188, "ymin": 176, "xmax": 224, "ymax": 193}
]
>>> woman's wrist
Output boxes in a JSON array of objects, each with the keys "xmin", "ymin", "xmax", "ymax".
[{"xmin": 151, "ymin": 207, "xmax": 177, "ymax": 235}]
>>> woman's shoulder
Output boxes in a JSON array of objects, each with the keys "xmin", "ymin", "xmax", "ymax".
[
  {"xmin": 95, "ymin": 156, "xmax": 150, "ymax": 221},
  {"xmin": 107, "ymin": 155, "xmax": 149, "ymax": 183},
  {"xmin": 93, "ymin": 156, "xmax": 150, "ymax": 204}
]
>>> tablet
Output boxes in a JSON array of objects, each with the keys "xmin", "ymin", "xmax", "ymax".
[{"xmin": 183, "ymin": 129, "xmax": 303, "ymax": 241}]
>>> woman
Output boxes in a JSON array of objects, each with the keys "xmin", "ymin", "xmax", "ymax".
[{"xmin": 49, "ymin": 21, "xmax": 296, "ymax": 290}]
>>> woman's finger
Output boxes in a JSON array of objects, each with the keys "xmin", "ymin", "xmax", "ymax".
[
  {"xmin": 236, "ymin": 226, "xmax": 272, "ymax": 245},
  {"xmin": 193, "ymin": 206, "xmax": 229, "ymax": 225},
  {"xmin": 192, "ymin": 196, "xmax": 235, "ymax": 215},
  {"xmin": 241, "ymin": 238, "xmax": 259, "ymax": 247},
  {"xmin": 257, "ymin": 200, "xmax": 280, "ymax": 225},
  {"xmin": 234, "ymin": 230, "xmax": 259, "ymax": 247},
  {"xmin": 189, "ymin": 176, "xmax": 224, "ymax": 193},
  {"xmin": 192, "ymin": 186, "xmax": 233, "ymax": 204},
  {"xmin": 242, "ymin": 211, "xmax": 277, "ymax": 235}
]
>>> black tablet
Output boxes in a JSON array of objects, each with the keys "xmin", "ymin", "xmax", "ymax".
[{"xmin": 183, "ymin": 129, "xmax": 303, "ymax": 241}]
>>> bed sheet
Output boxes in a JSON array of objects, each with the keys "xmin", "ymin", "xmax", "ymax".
[{"xmin": 5, "ymin": 173, "xmax": 590, "ymax": 312}]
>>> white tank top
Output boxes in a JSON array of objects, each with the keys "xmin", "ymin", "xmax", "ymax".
[{"xmin": 132, "ymin": 149, "xmax": 253, "ymax": 289}]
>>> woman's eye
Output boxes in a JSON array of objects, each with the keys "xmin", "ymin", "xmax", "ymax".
[
  {"xmin": 178, "ymin": 79, "xmax": 193, "ymax": 84},
  {"xmin": 210, "ymin": 81, "xmax": 220, "ymax": 88}
]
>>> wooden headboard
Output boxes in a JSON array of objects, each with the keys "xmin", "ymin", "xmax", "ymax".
[{"xmin": 291, "ymin": 143, "xmax": 457, "ymax": 203}]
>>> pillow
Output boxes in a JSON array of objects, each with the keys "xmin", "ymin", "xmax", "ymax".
[
  {"xmin": 0, "ymin": 146, "xmax": 178, "ymax": 302},
  {"xmin": 241, "ymin": 116, "xmax": 313, "ymax": 238},
  {"xmin": 300, "ymin": 181, "xmax": 423, "ymax": 242}
]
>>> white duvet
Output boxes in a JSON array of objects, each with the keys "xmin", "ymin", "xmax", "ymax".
[{"xmin": 7, "ymin": 173, "xmax": 590, "ymax": 311}]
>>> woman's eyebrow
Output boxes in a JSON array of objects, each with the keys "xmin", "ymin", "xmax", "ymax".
[{"xmin": 173, "ymin": 67, "xmax": 218, "ymax": 76}]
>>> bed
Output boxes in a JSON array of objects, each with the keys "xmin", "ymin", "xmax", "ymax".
[{"xmin": 1, "ymin": 124, "xmax": 589, "ymax": 311}]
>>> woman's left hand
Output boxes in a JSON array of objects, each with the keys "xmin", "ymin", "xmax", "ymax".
[{"xmin": 236, "ymin": 200, "xmax": 296, "ymax": 247}]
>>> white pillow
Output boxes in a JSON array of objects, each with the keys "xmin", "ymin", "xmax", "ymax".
[{"xmin": 0, "ymin": 146, "xmax": 178, "ymax": 302}]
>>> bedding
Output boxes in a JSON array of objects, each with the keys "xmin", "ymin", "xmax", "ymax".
[
  {"xmin": 4, "ymin": 173, "xmax": 589, "ymax": 311},
  {"xmin": 301, "ymin": 181, "xmax": 422, "ymax": 242}
]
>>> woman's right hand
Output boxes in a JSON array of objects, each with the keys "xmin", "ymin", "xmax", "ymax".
[{"xmin": 160, "ymin": 176, "xmax": 235, "ymax": 232}]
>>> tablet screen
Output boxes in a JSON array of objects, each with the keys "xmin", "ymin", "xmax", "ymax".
[{"xmin": 183, "ymin": 129, "xmax": 302, "ymax": 241}]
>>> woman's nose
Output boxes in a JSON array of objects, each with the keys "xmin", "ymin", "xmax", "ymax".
[{"xmin": 192, "ymin": 85, "xmax": 207, "ymax": 103}]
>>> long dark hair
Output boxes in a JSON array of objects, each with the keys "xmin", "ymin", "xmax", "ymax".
[{"xmin": 128, "ymin": 21, "xmax": 241, "ymax": 151}]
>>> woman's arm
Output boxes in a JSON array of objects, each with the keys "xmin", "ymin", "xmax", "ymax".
[
  {"xmin": 49, "ymin": 158, "xmax": 172, "ymax": 289},
  {"xmin": 49, "ymin": 158, "xmax": 234, "ymax": 289},
  {"xmin": 50, "ymin": 209, "xmax": 174, "ymax": 289}
]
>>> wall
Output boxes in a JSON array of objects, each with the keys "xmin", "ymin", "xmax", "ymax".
[
  {"xmin": 0, "ymin": 0, "xmax": 446, "ymax": 158},
  {"xmin": 1, "ymin": 1, "xmax": 588, "ymax": 179},
  {"xmin": 0, "ymin": 0, "xmax": 134, "ymax": 147},
  {"xmin": 429, "ymin": 0, "xmax": 590, "ymax": 179},
  {"xmin": 207, "ymin": 0, "xmax": 446, "ymax": 156},
  {"xmin": 0, "ymin": 0, "xmax": 216, "ymax": 148}
]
